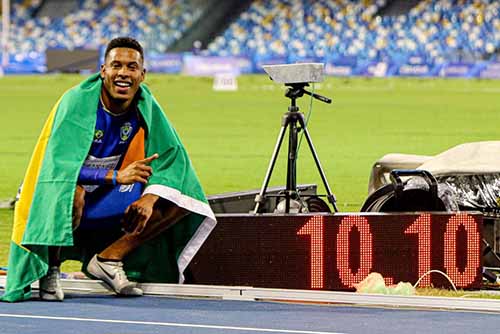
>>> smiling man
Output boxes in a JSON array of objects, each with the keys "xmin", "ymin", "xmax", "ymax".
[{"xmin": 2, "ymin": 37, "xmax": 216, "ymax": 302}]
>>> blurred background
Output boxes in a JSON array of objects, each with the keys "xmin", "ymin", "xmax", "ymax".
[{"xmin": 1, "ymin": 0, "xmax": 500, "ymax": 77}]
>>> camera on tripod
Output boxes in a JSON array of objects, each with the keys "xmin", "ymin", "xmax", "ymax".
[
  {"xmin": 262, "ymin": 63, "xmax": 325, "ymax": 84},
  {"xmin": 253, "ymin": 63, "xmax": 338, "ymax": 214}
]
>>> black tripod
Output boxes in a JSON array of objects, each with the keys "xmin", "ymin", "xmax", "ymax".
[{"xmin": 253, "ymin": 82, "xmax": 338, "ymax": 214}]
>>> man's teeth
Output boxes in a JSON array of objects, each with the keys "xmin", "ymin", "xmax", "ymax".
[{"xmin": 115, "ymin": 82, "xmax": 131, "ymax": 87}]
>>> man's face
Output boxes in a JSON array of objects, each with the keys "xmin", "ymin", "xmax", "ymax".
[{"xmin": 100, "ymin": 47, "xmax": 145, "ymax": 104}]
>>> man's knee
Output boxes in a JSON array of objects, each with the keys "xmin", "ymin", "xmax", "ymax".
[
  {"xmin": 150, "ymin": 198, "xmax": 188, "ymax": 224},
  {"xmin": 72, "ymin": 185, "xmax": 85, "ymax": 230}
]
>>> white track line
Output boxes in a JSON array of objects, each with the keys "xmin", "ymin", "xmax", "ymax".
[{"xmin": 0, "ymin": 313, "xmax": 345, "ymax": 334}]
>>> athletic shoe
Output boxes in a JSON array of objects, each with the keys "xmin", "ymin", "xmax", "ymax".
[
  {"xmin": 86, "ymin": 255, "xmax": 143, "ymax": 296},
  {"xmin": 39, "ymin": 266, "xmax": 64, "ymax": 301}
]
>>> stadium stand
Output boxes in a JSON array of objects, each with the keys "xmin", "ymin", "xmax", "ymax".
[
  {"xmin": 205, "ymin": 0, "xmax": 500, "ymax": 68},
  {"xmin": 6, "ymin": 0, "xmax": 203, "ymax": 59},
  {"xmin": 1, "ymin": 0, "xmax": 500, "ymax": 76},
  {"xmin": 168, "ymin": 0, "xmax": 252, "ymax": 53}
]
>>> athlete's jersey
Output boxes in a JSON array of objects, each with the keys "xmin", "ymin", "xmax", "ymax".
[
  {"xmin": 78, "ymin": 100, "xmax": 143, "ymax": 229},
  {"xmin": 79, "ymin": 100, "xmax": 140, "ymax": 191}
]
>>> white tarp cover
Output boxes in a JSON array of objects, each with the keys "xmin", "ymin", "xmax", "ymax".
[
  {"xmin": 368, "ymin": 141, "xmax": 500, "ymax": 210},
  {"xmin": 418, "ymin": 141, "xmax": 500, "ymax": 176},
  {"xmin": 368, "ymin": 153, "xmax": 433, "ymax": 194}
]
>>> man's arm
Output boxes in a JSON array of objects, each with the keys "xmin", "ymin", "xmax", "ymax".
[
  {"xmin": 78, "ymin": 167, "xmax": 110, "ymax": 185},
  {"xmin": 113, "ymin": 153, "xmax": 162, "ymax": 234},
  {"xmin": 77, "ymin": 153, "xmax": 159, "ymax": 185},
  {"xmin": 107, "ymin": 153, "xmax": 159, "ymax": 184},
  {"xmin": 79, "ymin": 153, "xmax": 164, "ymax": 235}
]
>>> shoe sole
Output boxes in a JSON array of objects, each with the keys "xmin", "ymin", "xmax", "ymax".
[
  {"xmin": 39, "ymin": 289, "xmax": 64, "ymax": 301},
  {"xmin": 87, "ymin": 257, "xmax": 143, "ymax": 296}
]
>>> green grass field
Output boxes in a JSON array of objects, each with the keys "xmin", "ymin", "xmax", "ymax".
[{"xmin": 0, "ymin": 74, "xmax": 499, "ymax": 268}]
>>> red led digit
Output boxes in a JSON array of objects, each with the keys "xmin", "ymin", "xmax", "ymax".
[
  {"xmin": 443, "ymin": 214, "xmax": 480, "ymax": 287},
  {"xmin": 297, "ymin": 215, "xmax": 324, "ymax": 289},
  {"xmin": 404, "ymin": 214, "xmax": 432, "ymax": 286},
  {"xmin": 336, "ymin": 216, "xmax": 373, "ymax": 287}
]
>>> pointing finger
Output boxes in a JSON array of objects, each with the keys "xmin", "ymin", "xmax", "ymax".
[{"xmin": 141, "ymin": 153, "xmax": 159, "ymax": 164}]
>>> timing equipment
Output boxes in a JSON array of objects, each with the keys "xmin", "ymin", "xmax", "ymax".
[
  {"xmin": 253, "ymin": 63, "xmax": 338, "ymax": 213},
  {"xmin": 262, "ymin": 63, "xmax": 324, "ymax": 84}
]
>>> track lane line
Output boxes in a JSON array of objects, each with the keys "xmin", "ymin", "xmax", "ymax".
[{"xmin": 0, "ymin": 313, "xmax": 346, "ymax": 334}]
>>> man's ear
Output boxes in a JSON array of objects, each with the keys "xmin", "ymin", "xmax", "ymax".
[
  {"xmin": 100, "ymin": 64, "xmax": 105, "ymax": 80},
  {"xmin": 140, "ymin": 68, "xmax": 146, "ymax": 82}
]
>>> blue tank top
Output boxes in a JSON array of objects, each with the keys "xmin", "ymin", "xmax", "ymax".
[
  {"xmin": 79, "ymin": 100, "xmax": 143, "ymax": 229},
  {"xmin": 78, "ymin": 100, "xmax": 140, "ymax": 190}
]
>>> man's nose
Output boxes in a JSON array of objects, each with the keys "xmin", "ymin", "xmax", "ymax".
[{"xmin": 117, "ymin": 66, "xmax": 129, "ymax": 76}]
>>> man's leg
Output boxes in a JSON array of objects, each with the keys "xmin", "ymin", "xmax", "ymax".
[
  {"xmin": 99, "ymin": 198, "xmax": 188, "ymax": 260},
  {"xmin": 86, "ymin": 198, "xmax": 188, "ymax": 295},
  {"xmin": 40, "ymin": 185, "xmax": 86, "ymax": 301}
]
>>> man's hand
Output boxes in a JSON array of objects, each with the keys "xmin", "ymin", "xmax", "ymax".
[
  {"xmin": 122, "ymin": 193, "xmax": 159, "ymax": 235},
  {"xmin": 116, "ymin": 153, "xmax": 159, "ymax": 185}
]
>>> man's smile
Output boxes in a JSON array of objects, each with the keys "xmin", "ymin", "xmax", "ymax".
[{"xmin": 114, "ymin": 80, "xmax": 132, "ymax": 88}]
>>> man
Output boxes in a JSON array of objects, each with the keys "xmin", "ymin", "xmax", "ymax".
[{"xmin": 2, "ymin": 37, "xmax": 216, "ymax": 302}]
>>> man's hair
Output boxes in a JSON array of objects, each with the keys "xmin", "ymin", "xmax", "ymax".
[{"xmin": 104, "ymin": 37, "xmax": 144, "ymax": 62}]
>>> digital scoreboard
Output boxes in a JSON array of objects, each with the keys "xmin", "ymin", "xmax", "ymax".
[{"xmin": 189, "ymin": 213, "xmax": 483, "ymax": 290}]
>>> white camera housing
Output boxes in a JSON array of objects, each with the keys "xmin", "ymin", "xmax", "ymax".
[{"xmin": 262, "ymin": 63, "xmax": 324, "ymax": 84}]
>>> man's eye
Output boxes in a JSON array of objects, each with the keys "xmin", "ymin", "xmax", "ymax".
[{"xmin": 111, "ymin": 64, "xmax": 121, "ymax": 69}]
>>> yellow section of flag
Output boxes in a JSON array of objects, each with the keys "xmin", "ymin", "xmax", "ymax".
[{"xmin": 12, "ymin": 97, "xmax": 62, "ymax": 245}]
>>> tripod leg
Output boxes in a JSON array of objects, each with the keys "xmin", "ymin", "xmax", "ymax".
[
  {"xmin": 301, "ymin": 126, "xmax": 339, "ymax": 212},
  {"xmin": 253, "ymin": 124, "xmax": 288, "ymax": 213},
  {"xmin": 285, "ymin": 120, "xmax": 299, "ymax": 213}
]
